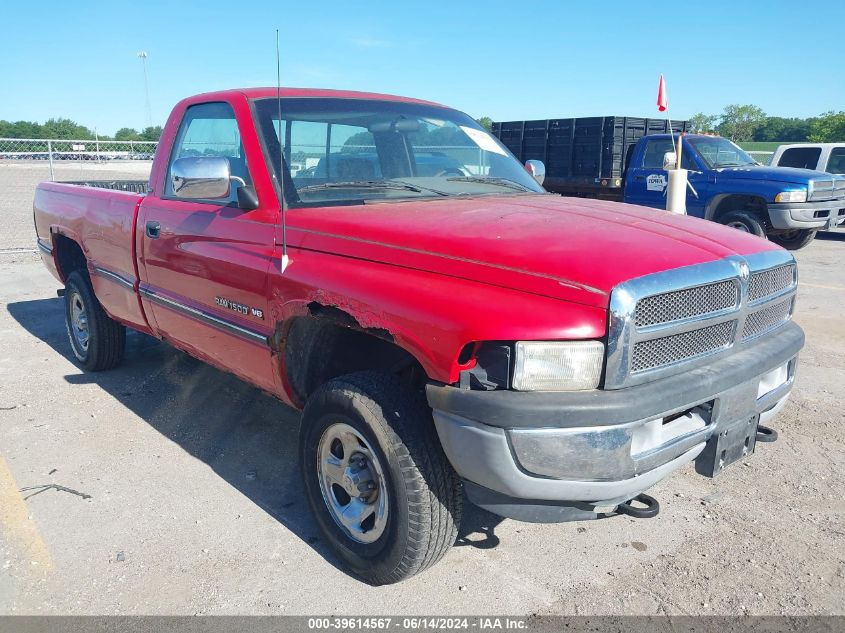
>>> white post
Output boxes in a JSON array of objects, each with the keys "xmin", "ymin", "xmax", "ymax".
[
  {"xmin": 47, "ymin": 140, "xmax": 55, "ymax": 181},
  {"xmin": 666, "ymin": 169, "xmax": 688, "ymax": 214}
]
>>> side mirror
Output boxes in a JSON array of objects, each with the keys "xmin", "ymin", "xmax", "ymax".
[
  {"xmin": 663, "ymin": 151, "xmax": 677, "ymax": 171},
  {"xmin": 524, "ymin": 159, "xmax": 546, "ymax": 185},
  {"xmin": 171, "ymin": 156, "xmax": 231, "ymax": 199}
]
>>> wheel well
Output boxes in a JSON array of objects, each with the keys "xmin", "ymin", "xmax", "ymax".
[
  {"xmin": 710, "ymin": 195, "xmax": 769, "ymax": 226},
  {"xmin": 53, "ymin": 235, "xmax": 87, "ymax": 281},
  {"xmin": 283, "ymin": 314, "xmax": 427, "ymax": 404}
]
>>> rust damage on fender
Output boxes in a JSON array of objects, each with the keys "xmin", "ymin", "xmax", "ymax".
[
  {"xmin": 266, "ymin": 297, "xmax": 395, "ymax": 353},
  {"xmin": 306, "ymin": 301, "xmax": 394, "ymax": 342}
]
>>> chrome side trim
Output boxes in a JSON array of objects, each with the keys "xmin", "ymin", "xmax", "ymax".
[
  {"xmin": 138, "ymin": 287, "xmax": 268, "ymax": 347},
  {"xmin": 93, "ymin": 266, "xmax": 135, "ymax": 290},
  {"xmin": 605, "ymin": 250, "xmax": 797, "ymax": 390},
  {"xmin": 36, "ymin": 238, "xmax": 53, "ymax": 255}
]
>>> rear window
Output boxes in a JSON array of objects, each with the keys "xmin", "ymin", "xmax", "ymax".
[
  {"xmin": 777, "ymin": 147, "xmax": 821, "ymax": 170},
  {"xmin": 826, "ymin": 147, "xmax": 845, "ymax": 174}
]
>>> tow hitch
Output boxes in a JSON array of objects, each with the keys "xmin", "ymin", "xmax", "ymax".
[
  {"xmin": 616, "ymin": 493, "xmax": 660, "ymax": 519},
  {"xmin": 756, "ymin": 424, "xmax": 778, "ymax": 443}
]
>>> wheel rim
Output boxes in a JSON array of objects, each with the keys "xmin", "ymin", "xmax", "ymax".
[
  {"xmin": 69, "ymin": 291, "xmax": 90, "ymax": 352},
  {"xmin": 316, "ymin": 422, "xmax": 388, "ymax": 544},
  {"xmin": 726, "ymin": 221, "xmax": 750, "ymax": 232}
]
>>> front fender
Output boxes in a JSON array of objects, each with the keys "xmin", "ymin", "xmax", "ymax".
[{"xmin": 267, "ymin": 248, "xmax": 608, "ymax": 385}]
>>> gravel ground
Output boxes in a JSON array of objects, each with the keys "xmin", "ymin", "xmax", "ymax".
[{"xmin": 0, "ymin": 163, "xmax": 843, "ymax": 615}]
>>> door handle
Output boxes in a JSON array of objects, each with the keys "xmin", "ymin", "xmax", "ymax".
[
  {"xmin": 634, "ymin": 175, "xmax": 646, "ymax": 182},
  {"xmin": 145, "ymin": 220, "xmax": 161, "ymax": 239}
]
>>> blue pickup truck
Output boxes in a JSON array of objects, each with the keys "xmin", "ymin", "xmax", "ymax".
[
  {"xmin": 625, "ymin": 134, "xmax": 845, "ymax": 249},
  {"xmin": 493, "ymin": 117, "xmax": 845, "ymax": 250}
]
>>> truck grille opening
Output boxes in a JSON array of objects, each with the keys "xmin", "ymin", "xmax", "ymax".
[
  {"xmin": 634, "ymin": 281, "xmax": 738, "ymax": 327},
  {"xmin": 605, "ymin": 253, "xmax": 798, "ymax": 389},
  {"xmin": 748, "ymin": 264, "xmax": 795, "ymax": 302},
  {"xmin": 631, "ymin": 320, "xmax": 736, "ymax": 373},
  {"xmin": 742, "ymin": 298, "xmax": 793, "ymax": 340}
]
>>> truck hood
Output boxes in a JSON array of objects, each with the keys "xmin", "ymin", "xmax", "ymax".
[
  {"xmin": 716, "ymin": 165, "xmax": 832, "ymax": 184},
  {"xmin": 291, "ymin": 194, "xmax": 780, "ymax": 309}
]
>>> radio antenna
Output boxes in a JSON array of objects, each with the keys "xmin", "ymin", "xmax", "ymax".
[{"xmin": 276, "ymin": 29, "xmax": 290, "ymax": 273}]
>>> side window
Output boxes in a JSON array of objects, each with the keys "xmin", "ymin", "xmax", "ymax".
[
  {"xmin": 167, "ymin": 102, "xmax": 251, "ymax": 203},
  {"xmin": 777, "ymin": 147, "xmax": 821, "ymax": 170},
  {"xmin": 641, "ymin": 139, "xmax": 676, "ymax": 169},
  {"xmin": 826, "ymin": 147, "xmax": 845, "ymax": 174}
]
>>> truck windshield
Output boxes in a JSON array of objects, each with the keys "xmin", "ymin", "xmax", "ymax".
[
  {"xmin": 687, "ymin": 137, "xmax": 758, "ymax": 169},
  {"xmin": 252, "ymin": 97, "xmax": 544, "ymax": 206}
]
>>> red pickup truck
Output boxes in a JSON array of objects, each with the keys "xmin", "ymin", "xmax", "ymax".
[{"xmin": 34, "ymin": 88, "xmax": 804, "ymax": 584}]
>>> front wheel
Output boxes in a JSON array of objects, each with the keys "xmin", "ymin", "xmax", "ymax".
[
  {"xmin": 64, "ymin": 270, "xmax": 126, "ymax": 371},
  {"xmin": 718, "ymin": 210, "xmax": 767, "ymax": 238},
  {"xmin": 300, "ymin": 371, "xmax": 462, "ymax": 585},
  {"xmin": 768, "ymin": 229, "xmax": 817, "ymax": 250}
]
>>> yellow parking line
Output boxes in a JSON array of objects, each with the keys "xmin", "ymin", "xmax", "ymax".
[
  {"xmin": 800, "ymin": 282, "xmax": 845, "ymax": 291},
  {"xmin": 0, "ymin": 456, "xmax": 52, "ymax": 569}
]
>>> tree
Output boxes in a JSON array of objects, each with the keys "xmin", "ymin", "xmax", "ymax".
[
  {"xmin": 140, "ymin": 126, "xmax": 163, "ymax": 141},
  {"xmin": 716, "ymin": 104, "xmax": 766, "ymax": 142},
  {"xmin": 809, "ymin": 111, "xmax": 845, "ymax": 142},
  {"xmin": 753, "ymin": 117, "xmax": 813, "ymax": 142},
  {"xmin": 114, "ymin": 127, "xmax": 141, "ymax": 141},
  {"xmin": 40, "ymin": 118, "xmax": 95, "ymax": 140},
  {"xmin": 688, "ymin": 112, "xmax": 718, "ymax": 134},
  {"xmin": 476, "ymin": 116, "xmax": 493, "ymax": 132}
]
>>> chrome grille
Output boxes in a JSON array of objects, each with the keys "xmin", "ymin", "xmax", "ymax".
[
  {"xmin": 631, "ymin": 321, "xmax": 735, "ymax": 373},
  {"xmin": 605, "ymin": 252, "xmax": 799, "ymax": 389},
  {"xmin": 809, "ymin": 177, "xmax": 845, "ymax": 201},
  {"xmin": 748, "ymin": 264, "xmax": 795, "ymax": 302},
  {"xmin": 635, "ymin": 281, "xmax": 738, "ymax": 327},
  {"xmin": 742, "ymin": 298, "xmax": 793, "ymax": 340}
]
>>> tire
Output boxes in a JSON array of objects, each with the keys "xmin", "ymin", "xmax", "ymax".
[
  {"xmin": 768, "ymin": 229, "xmax": 817, "ymax": 250},
  {"xmin": 64, "ymin": 270, "xmax": 126, "ymax": 371},
  {"xmin": 718, "ymin": 210, "xmax": 767, "ymax": 238},
  {"xmin": 300, "ymin": 371, "xmax": 462, "ymax": 585}
]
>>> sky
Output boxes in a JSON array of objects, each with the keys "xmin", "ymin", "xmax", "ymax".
[{"xmin": 1, "ymin": 0, "xmax": 842, "ymax": 136}]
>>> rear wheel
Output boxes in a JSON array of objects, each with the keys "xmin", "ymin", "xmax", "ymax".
[
  {"xmin": 300, "ymin": 371, "xmax": 462, "ymax": 585},
  {"xmin": 768, "ymin": 229, "xmax": 817, "ymax": 250},
  {"xmin": 64, "ymin": 270, "xmax": 126, "ymax": 371},
  {"xmin": 718, "ymin": 210, "xmax": 767, "ymax": 238}
]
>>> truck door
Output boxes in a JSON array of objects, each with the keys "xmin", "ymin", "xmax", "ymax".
[
  {"xmin": 138, "ymin": 101, "xmax": 277, "ymax": 393},
  {"xmin": 625, "ymin": 137, "xmax": 701, "ymax": 212},
  {"xmin": 624, "ymin": 137, "xmax": 676, "ymax": 208}
]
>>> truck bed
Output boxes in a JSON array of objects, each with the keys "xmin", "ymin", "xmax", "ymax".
[
  {"xmin": 33, "ymin": 180, "xmax": 149, "ymax": 332},
  {"xmin": 492, "ymin": 116, "xmax": 689, "ymax": 196},
  {"xmin": 64, "ymin": 180, "xmax": 149, "ymax": 194}
]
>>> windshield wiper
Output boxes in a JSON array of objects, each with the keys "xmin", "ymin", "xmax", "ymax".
[
  {"xmin": 715, "ymin": 162, "xmax": 755, "ymax": 168},
  {"xmin": 296, "ymin": 180, "xmax": 453, "ymax": 198},
  {"xmin": 445, "ymin": 176, "xmax": 532, "ymax": 192}
]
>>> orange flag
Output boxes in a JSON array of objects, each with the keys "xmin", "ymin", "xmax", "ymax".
[{"xmin": 657, "ymin": 74, "xmax": 668, "ymax": 112}]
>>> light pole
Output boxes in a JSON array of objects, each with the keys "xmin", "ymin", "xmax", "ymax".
[{"xmin": 137, "ymin": 51, "xmax": 153, "ymax": 130}]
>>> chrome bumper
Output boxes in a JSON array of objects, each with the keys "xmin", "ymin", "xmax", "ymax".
[
  {"xmin": 768, "ymin": 200, "xmax": 845, "ymax": 230},
  {"xmin": 427, "ymin": 322, "xmax": 803, "ymax": 519}
]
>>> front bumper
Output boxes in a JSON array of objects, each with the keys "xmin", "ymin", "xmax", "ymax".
[
  {"xmin": 768, "ymin": 200, "xmax": 845, "ymax": 230},
  {"xmin": 427, "ymin": 321, "xmax": 804, "ymax": 522}
]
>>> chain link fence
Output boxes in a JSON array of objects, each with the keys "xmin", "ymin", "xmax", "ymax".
[
  {"xmin": 1, "ymin": 138, "xmax": 158, "ymax": 253},
  {"xmin": 747, "ymin": 151, "xmax": 773, "ymax": 166}
]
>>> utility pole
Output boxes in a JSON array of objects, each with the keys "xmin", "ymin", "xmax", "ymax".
[{"xmin": 137, "ymin": 51, "xmax": 153, "ymax": 129}]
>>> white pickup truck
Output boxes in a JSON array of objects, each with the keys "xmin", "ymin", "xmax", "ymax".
[{"xmin": 771, "ymin": 143, "xmax": 845, "ymax": 175}]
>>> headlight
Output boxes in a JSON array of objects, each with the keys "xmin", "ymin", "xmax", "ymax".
[
  {"xmin": 775, "ymin": 190, "xmax": 807, "ymax": 203},
  {"xmin": 512, "ymin": 341, "xmax": 604, "ymax": 391}
]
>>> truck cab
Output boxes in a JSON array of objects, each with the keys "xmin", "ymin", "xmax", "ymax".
[
  {"xmin": 770, "ymin": 143, "xmax": 845, "ymax": 175},
  {"xmin": 624, "ymin": 134, "xmax": 845, "ymax": 249}
]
